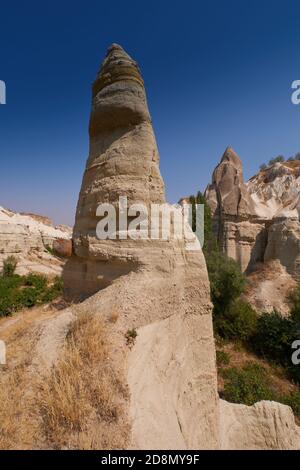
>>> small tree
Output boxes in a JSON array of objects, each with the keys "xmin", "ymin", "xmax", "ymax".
[
  {"xmin": 295, "ymin": 153, "xmax": 300, "ymax": 161},
  {"xmin": 2, "ymin": 256, "xmax": 18, "ymax": 277},
  {"xmin": 268, "ymin": 155, "xmax": 285, "ymax": 166},
  {"xmin": 259, "ymin": 163, "xmax": 267, "ymax": 171},
  {"xmin": 189, "ymin": 191, "xmax": 217, "ymax": 254},
  {"xmin": 206, "ymin": 251, "xmax": 246, "ymax": 316}
]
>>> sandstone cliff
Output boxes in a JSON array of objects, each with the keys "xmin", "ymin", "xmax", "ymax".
[{"xmin": 0, "ymin": 206, "xmax": 72, "ymax": 276}]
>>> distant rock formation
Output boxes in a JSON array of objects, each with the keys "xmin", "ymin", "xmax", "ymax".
[
  {"xmin": 205, "ymin": 148, "xmax": 300, "ymax": 280},
  {"xmin": 0, "ymin": 206, "xmax": 72, "ymax": 275},
  {"xmin": 205, "ymin": 147, "xmax": 267, "ymax": 273},
  {"xmin": 248, "ymin": 161, "xmax": 300, "ymax": 280}
]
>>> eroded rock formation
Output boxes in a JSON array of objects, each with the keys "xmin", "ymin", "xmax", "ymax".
[
  {"xmin": 205, "ymin": 147, "xmax": 267, "ymax": 273},
  {"xmin": 64, "ymin": 44, "xmax": 220, "ymax": 449},
  {"xmin": 205, "ymin": 149, "xmax": 300, "ymax": 280}
]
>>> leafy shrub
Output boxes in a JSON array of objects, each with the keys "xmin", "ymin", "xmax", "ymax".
[
  {"xmin": 41, "ymin": 276, "xmax": 64, "ymax": 302},
  {"xmin": 15, "ymin": 287, "xmax": 39, "ymax": 308},
  {"xmin": 188, "ymin": 191, "xmax": 218, "ymax": 254},
  {"xmin": 0, "ymin": 273, "xmax": 63, "ymax": 317},
  {"xmin": 268, "ymin": 155, "xmax": 285, "ymax": 165},
  {"xmin": 215, "ymin": 300, "xmax": 257, "ymax": 341},
  {"xmin": 2, "ymin": 256, "xmax": 18, "ymax": 277},
  {"xmin": 251, "ymin": 310, "xmax": 300, "ymax": 384},
  {"xmin": 282, "ymin": 390, "xmax": 300, "ymax": 417},
  {"xmin": 259, "ymin": 163, "xmax": 267, "ymax": 171},
  {"xmin": 289, "ymin": 285, "xmax": 300, "ymax": 323},
  {"xmin": 24, "ymin": 273, "xmax": 47, "ymax": 290},
  {"xmin": 295, "ymin": 153, "xmax": 300, "ymax": 161},
  {"xmin": 216, "ymin": 350, "xmax": 230, "ymax": 367},
  {"xmin": 251, "ymin": 311, "xmax": 293, "ymax": 363},
  {"xmin": 206, "ymin": 251, "xmax": 246, "ymax": 316},
  {"xmin": 222, "ymin": 363, "xmax": 276, "ymax": 405}
]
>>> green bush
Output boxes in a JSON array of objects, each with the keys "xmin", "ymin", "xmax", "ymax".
[
  {"xmin": 2, "ymin": 256, "xmax": 18, "ymax": 277},
  {"xmin": 222, "ymin": 363, "xmax": 276, "ymax": 405},
  {"xmin": 24, "ymin": 273, "xmax": 47, "ymax": 290},
  {"xmin": 268, "ymin": 155, "xmax": 285, "ymax": 165},
  {"xmin": 215, "ymin": 300, "xmax": 257, "ymax": 341},
  {"xmin": 251, "ymin": 311, "xmax": 293, "ymax": 363},
  {"xmin": 41, "ymin": 276, "xmax": 64, "ymax": 302},
  {"xmin": 251, "ymin": 310, "xmax": 300, "ymax": 384},
  {"xmin": 188, "ymin": 191, "xmax": 218, "ymax": 254},
  {"xmin": 216, "ymin": 350, "xmax": 230, "ymax": 367},
  {"xmin": 206, "ymin": 251, "xmax": 246, "ymax": 316},
  {"xmin": 282, "ymin": 390, "xmax": 300, "ymax": 417},
  {"xmin": 289, "ymin": 285, "xmax": 300, "ymax": 323},
  {"xmin": 0, "ymin": 273, "xmax": 63, "ymax": 317}
]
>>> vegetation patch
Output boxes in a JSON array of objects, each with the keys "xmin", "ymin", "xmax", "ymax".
[{"xmin": 0, "ymin": 256, "xmax": 63, "ymax": 317}]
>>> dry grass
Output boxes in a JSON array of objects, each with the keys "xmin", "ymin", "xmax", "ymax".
[
  {"xmin": 38, "ymin": 311, "xmax": 129, "ymax": 449},
  {"xmin": 0, "ymin": 319, "xmax": 40, "ymax": 449},
  {"xmin": 0, "ymin": 307, "xmax": 129, "ymax": 450}
]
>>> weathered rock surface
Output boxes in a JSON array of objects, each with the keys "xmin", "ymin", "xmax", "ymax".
[
  {"xmin": 220, "ymin": 400, "xmax": 300, "ymax": 450},
  {"xmin": 248, "ymin": 161, "xmax": 300, "ymax": 280},
  {"xmin": 244, "ymin": 260, "xmax": 297, "ymax": 316},
  {"xmin": 205, "ymin": 147, "xmax": 267, "ymax": 273},
  {"xmin": 64, "ymin": 45, "xmax": 300, "ymax": 450},
  {"xmin": 0, "ymin": 206, "xmax": 72, "ymax": 275}
]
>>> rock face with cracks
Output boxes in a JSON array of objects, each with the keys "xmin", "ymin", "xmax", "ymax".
[
  {"xmin": 64, "ymin": 45, "xmax": 300, "ymax": 449},
  {"xmin": 205, "ymin": 147, "xmax": 267, "ymax": 273}
]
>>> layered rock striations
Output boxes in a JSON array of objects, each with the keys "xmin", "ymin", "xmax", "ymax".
[{"xmin": 66, "ymin": 44, "xmax": 169, "ymax": 295}]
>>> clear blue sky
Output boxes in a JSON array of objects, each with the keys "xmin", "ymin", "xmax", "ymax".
[{"xmin": 1, "ymin": 0, "xmax": 300, "ymax": 225}]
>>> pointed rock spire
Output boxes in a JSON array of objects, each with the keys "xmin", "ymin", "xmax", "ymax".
[
  {"xmin": 66, "ymin": 44, "xmax": 165, "ymax": 294},
  {"xmin": 221, "ymin": 146, "xmax": 242, "ymax": 169}
]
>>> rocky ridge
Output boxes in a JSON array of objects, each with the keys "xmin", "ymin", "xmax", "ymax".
[{"xmin": 0, "ymin": 206, "xmax": 72, "ymax": 275}]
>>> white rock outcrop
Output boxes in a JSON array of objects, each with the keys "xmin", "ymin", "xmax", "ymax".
[{"xmin": 0, "ymin": 206, "xmax": 72, "ymax": 275}]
